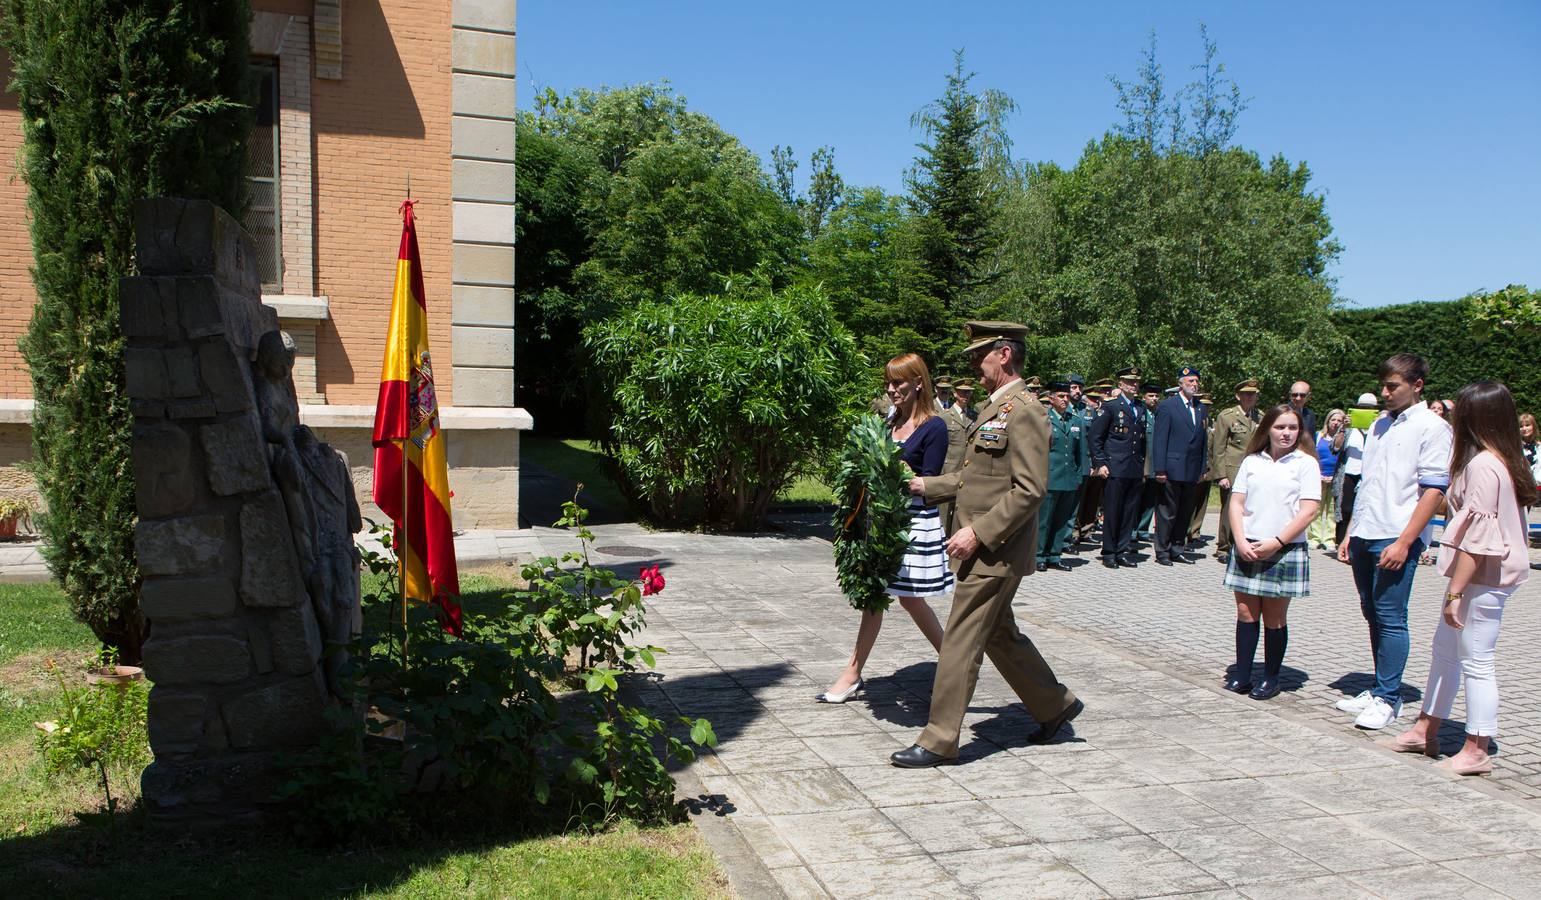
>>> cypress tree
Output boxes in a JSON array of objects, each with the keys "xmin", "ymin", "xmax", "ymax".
[{"xmin": 1, "ymin": 1, "xmax": 253, "ymax": 661}]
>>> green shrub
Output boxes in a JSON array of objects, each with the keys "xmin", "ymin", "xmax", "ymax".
[
  {"xmin": 1, "ymin": 1, "xmax": 254, "ymax": 662},
  {"xmin": 586, "ymin": 281, "xmax": 863, "ymax": 529},
  {"xmin": 278, "ymin": 498, "xmax": 713, "ymax": 843},
  {"xmin": 34, "ymin": 651, "xmax": 150, "ymax": 829}
]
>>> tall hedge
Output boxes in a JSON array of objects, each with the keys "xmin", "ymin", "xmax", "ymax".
[
  {"xmin": 1, "ymin": 1, "xmax": 253, "ymax": 661},
  {"xmin": 586, "ymin": 282, "xmax": 862, "ymax": 530},
  {"xmin": 1310, "ymin": 297, "xmax": 1540, "ymax": 416}
]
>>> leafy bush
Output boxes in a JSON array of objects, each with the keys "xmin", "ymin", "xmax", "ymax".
[
  {"xmin": 1, "ymin": 0, "xmax": 253, "ymax": 662},
  {"xmin": 587, "ymin": 281, "xmax": 863, "ymax": 529},
  {"xmin": 832, "ymin": 415, "xmax": 912, "ymax": 613},
  {"xmin": 34, "ymin": 652, "xmax": 150, "ymax": 828},
  {"xmin": 278, "ymin": 497, "xmax": 713, "ymax": 843}
]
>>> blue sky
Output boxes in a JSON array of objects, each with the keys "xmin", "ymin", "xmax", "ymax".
[{"xmin": 516, "ymin": 2, "xmax": 1540, "ymax": 308}]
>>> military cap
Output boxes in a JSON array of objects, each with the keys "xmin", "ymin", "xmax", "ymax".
[
  {"xmin": 1234, "ymin": 378, "xmax": 1261, "ymax": 395},
  {"xmin": 1165, "ymin": 385, "xmax": 1180, "ymax": 395},
  {"xmin": 954, "ymin": 378, "xmax": 975, "ymax": 393},
  {"xmin": 1177, "ymin": 365, "xmax": 1201, "ymax": 379},
  {"xmin": 1094, "ymin": 379, "xmax": 1115, "ymax": 391},
  {"xmin": 935, "ymin": 376, "xmax": 954, "ymax": 390},
  {"xmin": 1199, "ymin": 392, "xmax": 1213, "ymax": 405},
  {"xmin": 1047, "ymin": 381, "xmax": 1071, "ymax": 392},
  {"xmin": 1084, "ymin": 389, "xmax": 1105, "ymax": 401},
  {"xmin": 1065, "ymin": 373, "xmax": 1085, "ymax": 386},
  {"xmin": 1116, "ymin": 366, "xmax": 1143, "ymax": 382},
  {"xmin": 1140, "ymin": 382, "xmax": 1161, "ymax": 394},
  {"xmin": 1024, "ymin": 375, "xmax": 1043, "ymax": 389},
  {"xmin": 962, "ymin": 321, "xmax": 1029, "ymax": 353}
]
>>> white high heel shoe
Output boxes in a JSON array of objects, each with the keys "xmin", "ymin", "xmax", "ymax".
[{"xmin": 815, "ymin": 678, "xmax": 864, "ymax": 704}]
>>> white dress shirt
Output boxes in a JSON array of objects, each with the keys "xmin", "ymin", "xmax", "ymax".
[
  {"xmin": 1232, "ymin": 448, "xmax": 1322, "ymax": 543},
  {"xmin": 1349, "ymin": 402, "xmax": 1452, "ymax": 542},
  {"xmin": 1341, "ymin": 428, "xmax": 1368, "ymax": 476}
]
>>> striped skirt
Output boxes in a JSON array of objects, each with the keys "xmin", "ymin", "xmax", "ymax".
[
  {"xmin": 1223, "ymin": 541, "xmax": 1310, "ymax": 598},
  {"xmin": 887, "ymin": 498, "xmax": 955, "ymax": 598}
]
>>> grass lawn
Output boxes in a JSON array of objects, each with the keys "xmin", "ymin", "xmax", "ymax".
[
  {"xmin": 0, "ymin": 580, "xmax": 727, "ymax": 898},
  {"xmin": 520, "ymin": 436, "xmax": 627, "ymax": 513}
]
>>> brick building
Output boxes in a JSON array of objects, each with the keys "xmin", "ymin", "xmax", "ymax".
[{"xmin": 0, "ymin": 1, "xmax": 528, "ymax": 527}]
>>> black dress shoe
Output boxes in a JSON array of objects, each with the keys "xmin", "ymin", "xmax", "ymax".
[
  {"xmin": 1036, "ymin": 562, "xmax": 1047, "ymax": 572},
  {"xmin": 1028, "ymin": 699, "xmax": 1085, "ymax": 745},
  {"xmin": 1223, "ymin": 676, "xmax": 1253, "ymax": 694},
  {"xmin": 1155, "ymin": 557, "xmax": 1173, "ymax": 566},
  {"xmin": 1102, "ymin": 559, "xmax": 1119, "ymax": 569},
  {"xmin": 1171, "ymin": 554, "xmax": 1196, "ymax": 565},
  {"xmin": 1047, "ymin": 561, "xmax": 1073, "ymax": 572},
  {"xmin": 890, "ymin": 744, "xmax": 957, "ymax": 768},
  {"xmin": 1249, "ymin": 678, "xmax": 1281, "ymax": 700},
  {"xmin": 1117, "ymin": 556, "xmax": 1138, "ymax": 568}
]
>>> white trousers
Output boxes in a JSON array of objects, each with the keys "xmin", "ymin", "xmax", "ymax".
[{"xmin": 1422, "ymin": 583, "xmax": 1512, "ymax": 737}]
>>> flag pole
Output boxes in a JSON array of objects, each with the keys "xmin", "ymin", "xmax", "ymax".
[{"xmin": 398, "ymin": 181, "xmax": 411, "ymax": 668}]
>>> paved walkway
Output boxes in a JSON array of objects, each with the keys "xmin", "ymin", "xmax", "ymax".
[{"xmin": 587, "ymin": 514, "xmax": 1541, "ymax": 899}]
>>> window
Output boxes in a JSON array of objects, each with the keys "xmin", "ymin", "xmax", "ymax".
[{"xmin": 244, "ymin": 60, "xmax": 282, "ymax": 290}]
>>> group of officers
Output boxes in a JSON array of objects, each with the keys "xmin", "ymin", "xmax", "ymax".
[{"xmin": 897, "ymin": 365, "xmax": 1268, "ymax": 573}]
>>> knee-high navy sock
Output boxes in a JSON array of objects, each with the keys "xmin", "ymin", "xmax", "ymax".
[
  {"xmin": 1235, "ymin": 620, "xmax": 1261, "ymax": 682},
  {"xmin": 1264, "ymin": 626, "xmax": 1288, "ymax": 680}
]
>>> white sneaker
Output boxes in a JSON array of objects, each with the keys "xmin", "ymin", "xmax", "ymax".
[
  {"xmin": 1354, "ymin": 697, "xmax": 1401, "ymax": 730},
  {"xmin": 1335, "ymin": 690, "xmax": 1373, "ymax": 714}
]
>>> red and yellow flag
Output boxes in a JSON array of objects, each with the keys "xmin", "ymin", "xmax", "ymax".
[{"xmin": 372, "ymin": 200, "xmax": 462, "ymax": 635}]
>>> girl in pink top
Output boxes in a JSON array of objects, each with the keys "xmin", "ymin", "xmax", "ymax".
[{"xmin": 1381, "ymin": 381, "xmax": 1535, "ymax": 775}]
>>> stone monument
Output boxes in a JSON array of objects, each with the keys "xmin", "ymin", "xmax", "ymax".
[{"xmin": 123, "ymin": 198, "xmax": 362, "ymax": 825}]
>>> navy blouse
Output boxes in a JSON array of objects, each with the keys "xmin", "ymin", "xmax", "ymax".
[{"xmin": 897, "ymin": 415, "xmax": 949, "ymax": 477}]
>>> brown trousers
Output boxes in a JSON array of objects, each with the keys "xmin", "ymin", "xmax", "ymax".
[
  {"xmin": 918, "ymin": 571, "xmax": 1075, "ymax": 757},
  {"xmin": 1215, "ymin": 486, "xmax": 1234, "ymax": 552}
]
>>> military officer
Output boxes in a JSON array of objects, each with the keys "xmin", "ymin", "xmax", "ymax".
[
  {"xmin": 1187, "ymin": 392, "xmax": 1216, "ymax": 547},
  {"xmin": 1135, "ymin": 381, "xmax": 1163, "ymax": 541},
  {"xmin": 938, "ymin": 378, "xmax": 975, "ymax": 531},
  {"xmin": 893, "ymin": 321, "xmax": 1082, "ymax": 768},
  {"xmin": 1067, "ymin": 374, "xmax": 1087, "ymax": 416},
  {"xmin": 1024, "ymin": 375, "xmax": 1043, "ymax": 399},
  {"xmin": 953, "ymin": 379, "xmax": 978, "ymax": 421},
  {"xmin": 936, "ymin": 376, "xmax": 955, "ymax": 410},
  {"xmin": 1074, "ymin": 385, "xmax": 1105, "ymax": 546},
  {"xmin": 1037, "ymin": 381, "xmax": 1086, "ymax": 572},
  {"xmin": 1207, "ymin": 378, "xmax": 1263, "ymax": 562},
  {"xmin": 1087, "ymin": 367, "xmax": 1148, "ymax": 568}
]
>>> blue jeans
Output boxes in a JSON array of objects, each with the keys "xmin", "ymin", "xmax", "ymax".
[{"xmin": 1349, "ymin": 536, "xmax": 1425, "ymax": 704}]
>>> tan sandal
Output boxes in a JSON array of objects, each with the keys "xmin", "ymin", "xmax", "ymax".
[{"xmin": 1376, "ymin": 734, "xmax": 1440, "ymax": 758}]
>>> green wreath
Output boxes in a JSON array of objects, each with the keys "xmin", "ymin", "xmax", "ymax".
[{"xmin": 831, "ymin": 414, "xmax": 913, "ymax": 614}]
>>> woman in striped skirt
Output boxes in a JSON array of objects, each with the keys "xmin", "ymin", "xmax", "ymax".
[
  {"xmin": 1222, "ymin": 404, "xmax": 1321, "ymax": 701},
  {"xmin": 818, "ymin": 353, "xmax": 951, "ymax": 703}
]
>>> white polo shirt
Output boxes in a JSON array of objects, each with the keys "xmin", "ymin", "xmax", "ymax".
[
  {"xmin": 1349, "ymin": 402, "xmax": 1452, "ymax": 541},
  {"xmin": 1232, "ymin": 449, "xmax": 1322, "ymax": 543}
]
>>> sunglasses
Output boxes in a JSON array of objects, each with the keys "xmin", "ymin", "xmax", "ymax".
[{"xmin": 1289, "ymin": 392, "xmax": 1309, "ymax": 398}]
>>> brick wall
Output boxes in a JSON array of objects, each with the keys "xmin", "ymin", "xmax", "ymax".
[{"xmin": 0, "ymin": 3, "xmax": 458, "ymax": 406}]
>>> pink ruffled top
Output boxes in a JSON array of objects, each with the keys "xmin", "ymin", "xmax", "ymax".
[{"xmin": 1437, "ymin": 451, "xmax": 1530, "ymax": 589}]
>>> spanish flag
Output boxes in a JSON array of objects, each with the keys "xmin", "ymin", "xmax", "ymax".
[{"xmin": 371, "ymin": 200, "xmax": 462, "ymax": 635}]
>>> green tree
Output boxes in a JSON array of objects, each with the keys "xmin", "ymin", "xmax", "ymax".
[
  {"xmin": 907, "ymin": 52, "xmax": 1013, "ymax": 319},
  {"xmin": 771, "ymin": 144, "xmax": 845, "ymax": 240},
  {"xmin": 2, "ymin": 1, "xmax": 253, "ymax": 662}
]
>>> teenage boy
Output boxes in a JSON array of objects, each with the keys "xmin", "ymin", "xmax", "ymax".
[{"xmin": 1334, "ymin": 354, "xmax": 1451, "ymax": 730}]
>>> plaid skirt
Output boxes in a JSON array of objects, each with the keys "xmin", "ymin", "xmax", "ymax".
[{"xmin": 1223, "ymin": 541, "xmax": 1310, "ymax": 598}]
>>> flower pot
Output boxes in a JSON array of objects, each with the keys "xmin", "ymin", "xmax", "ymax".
[
  {"xmin": 85, "ymin": 665, "xmax": 145, "ymax": 688},
  {"xmin": 0, "ymin": 515, "xmax": 16, "ymax": 540}
]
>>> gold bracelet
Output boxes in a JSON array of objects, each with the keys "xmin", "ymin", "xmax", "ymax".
[{"xmin": 1445, "ymin": 591, "xmax": 1464, "ymax": 603}]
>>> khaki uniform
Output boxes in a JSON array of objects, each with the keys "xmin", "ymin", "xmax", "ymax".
[
  {"xmin": 1208, "ymin": 404, "xmax": 1261, "ymax": 554},
  {"xmin": 919, "ymin": 379, "xmax": 1077, "ymax": 757},
  {"xmin": 937, "ymin": 403, "xmax": 972, "ymax": 531}
]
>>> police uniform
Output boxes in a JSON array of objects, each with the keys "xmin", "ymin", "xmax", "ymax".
[
  {"xmin": 1207, "ymin": 379, "xmax": 1263, "ymax": 559},
  {"xmin": 1136, "ymin": 382, "xmax": 1163, "ymax": 538},
  {"xmin": 1086, "ymin": 369, "xmax": 1147, "ymax": 567},
  {"xmin": 899, "ymin": 322, "xmax": 1079, "ymax": 764},
  {"xmin": 1037, "ymin": 381, "xmax": 1086, "ymax": 570}
]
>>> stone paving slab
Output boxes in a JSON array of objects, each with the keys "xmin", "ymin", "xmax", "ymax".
[{"xmin": 571, "ymin": 517, "xmax": 1541, "ymax": 899}]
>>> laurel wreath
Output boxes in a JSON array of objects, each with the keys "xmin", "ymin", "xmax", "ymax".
[{"xmin": 831, "ymin": 414, "xmax": 914, "ymax": 614}]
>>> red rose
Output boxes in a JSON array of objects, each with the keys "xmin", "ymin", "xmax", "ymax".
[{"xmin": 640, "ymin": 564, "xmax": 665, "ymax": 596}]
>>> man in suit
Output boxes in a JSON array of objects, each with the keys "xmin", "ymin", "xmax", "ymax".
[
  {"xmin": 1187, "ymin": 392, "xmax": 1216, "ymax": 547},
  {"xmin": 1086, "ymin": 367, "xmax": 1147, "ymax": 568},
  {"xmin": 893, "ymin": 322, "xmax": 1083, "ymax": 767},
  {"xmin": 1208, "ymin": 378, "xmax": 1262, "ymax": 563},
  {"xmin": 1037, "ymin": 381, "xmax": 1085, "ymax": 572},
  {"xmin": 1152, "ymin": 366, "xmax": 1209, "ymax": 565},
  {"xmin": 1288, "ymin": 380, "xmax": 1318, "ymax": 440}
]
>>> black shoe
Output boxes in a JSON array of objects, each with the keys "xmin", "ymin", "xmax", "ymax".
[
  {"xmin": 1047, "ymin": 561, "xmax": 1073, "ymax": 572},
  {"xmin": 1215, "ymin": 552, "xmax": 1230, "ymax": 563},
  {"xmin": 1036, "ymin": 562, "xmax": 1047, "ymax": 572},
  {"xmin": 1249, "ymin": 679, "xmax": 1281, "ymax": 700},
  {"xmin": 1028, "ymin": 699, "xmax": 1085, "ymax": 745},
  {"xmin": 1171, "ymin": 554, "xmax": 1196, "ymax": 565},
  {"xmin": 1223, "ymin": 676, "xmax": 1253, "ymax": 694},
  {"xmin": 1102, "ymin": 559, "xmax": 1119, "ymax": 569},
  {"xmin": 1155, "ymin": 557, "xmax": 1173, "ymax": 566},
  {"xmin": 890, "ymin": 744, "xmax": 957, "ymax": 768},
  {"xmin": 1117, "ymin": 555, "xmax": 1138, "ymax": 568}
]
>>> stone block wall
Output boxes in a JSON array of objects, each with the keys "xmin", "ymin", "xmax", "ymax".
[{"xmin": 125, "ymin": 199, "xmax": 337, "ymax": 825}]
